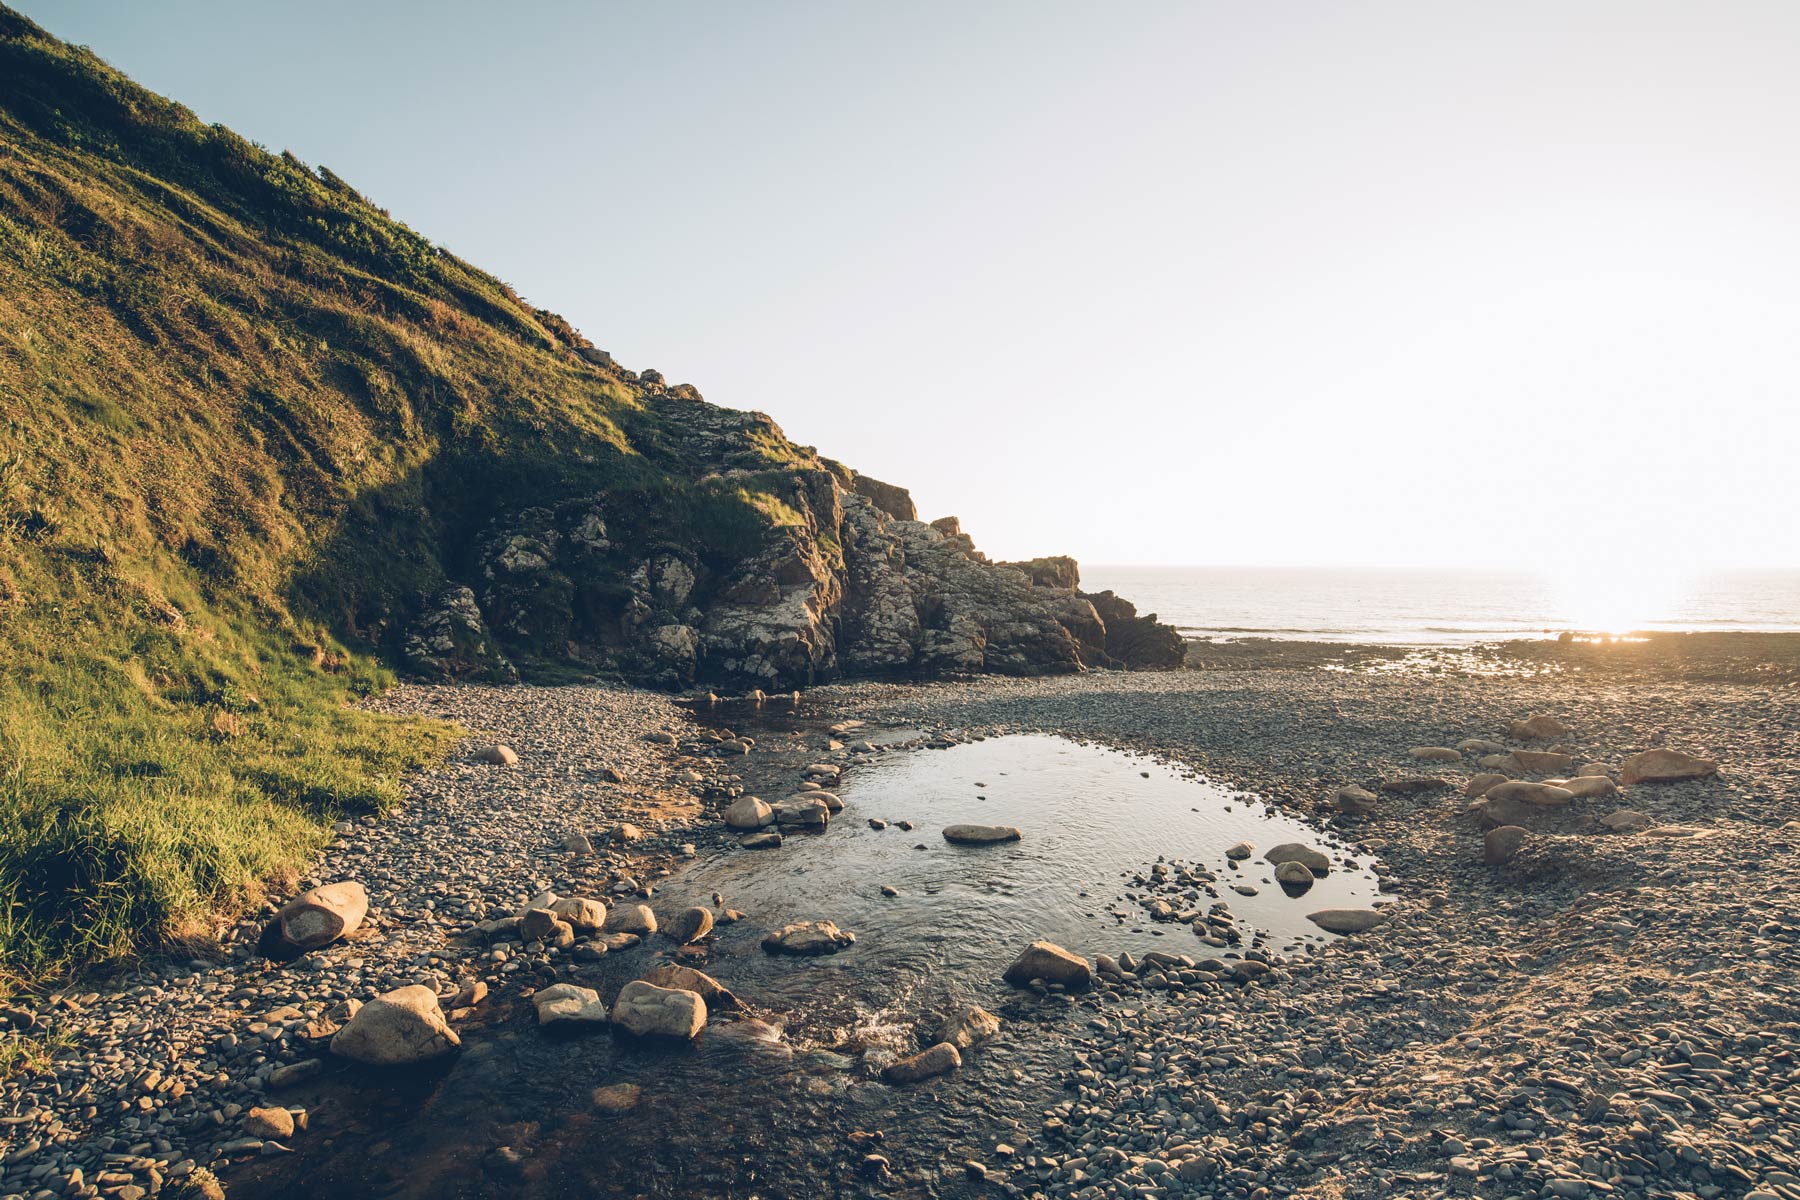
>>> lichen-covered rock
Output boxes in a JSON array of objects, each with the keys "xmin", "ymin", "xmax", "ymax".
[{"xmin": 401, "ymin": 586, "xmax": 517, "ymax": 683}]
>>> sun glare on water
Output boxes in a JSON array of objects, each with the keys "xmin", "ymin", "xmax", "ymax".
[{"xmin": 1544, "ymin": 561, "xmax": 1694, "ymax": 637}]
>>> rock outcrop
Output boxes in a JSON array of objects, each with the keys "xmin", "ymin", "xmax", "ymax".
[{"xmin": 398, "ymin": 407, "xmax": 1183, "ymax": 692}]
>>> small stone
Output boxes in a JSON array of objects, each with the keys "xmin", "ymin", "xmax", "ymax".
[
  {"xmin": 476, "ymin": 744, "xmax": 519, "ymax": 766},
  {"xmin": 882, "ymin": 1042, "xmax": 962, "ymax": 1084},
  {"xmin": 1483, "ymin": 824, "xmax": 1531, "ymax": 865},
  {"xmin": 1306, "ymin": 908, "xmax": 1386, "ymax": 935},
  {"xmin": 242, "ymin": 1107, "xmax": 295, "ymax": 1140}
]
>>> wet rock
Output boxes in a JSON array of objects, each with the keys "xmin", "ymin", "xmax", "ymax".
[
  {"xmin": 1274, "ymin": 861, "xmax": 1316, "ymax": 889},
  {"xmin": 1335, "ymin": 785, "xmax": 1379, "ymax": 816},
  {"xmin": 868, "ymin": 818, "xmax": 888, "ymax": 830},
  {"xmin": 599, "ymin": 932, "xmax": 641, "ymax": 952},
  {"xmin": 942, "ymin": 824, "xmax": 1022, "ymax": 844},
  {"xmin": 723, "ymin": 796, "xmax": 774, "ymax": 830},
  {"xmin": 1509, "ymin": 714, "xmax": 1570, "ymax": 740},
  {"xmin": 740, "ymin": 831, "xmax": 784, "ymax": 849},
  {"xmin": 1264, "ymin": 843, "xmax": 1329, "ymax": 874},
  {"xmin": 591, "ymin": 1083, "xmax": 642, "ymax": 1113},
  {"xmin": 611, "ymin": 980, "xmax": 706, "ymax": 1039},
  {"xmin": 1485, "ymin": 780, "xmax": 1575, "ymax": 808},
  {"xmin": 1306, "ymin": 908, "xmax": 1386, "ymax": 935},
  {"xmin": 242, "ymin": 1107, "xmax": 295, "ymax": 1140},
  {"xmin": 772, "ymin": 796, "xmax": 831, "ymax": 827},
  {"xmin": 640, "ymin": 965, "xmax": 741, "ymax": 1011},
  {"xmin": 763, "ymin": 921, "xmax": 856, "ymax": 955},
  {"xmin": 1484, "ymin": 824, "xmax": 1532, "ymax": 865},
  {"xmin": 269, "ymin": 881, "xmax": 368, "ymax": 953},
  {"xmin": 663, "ymin": 906, "xmax": 714, "ymax": 944},
  {"xmin": 533, "ymin": 983, "xmax": 608, "ymax": 1027},
  {"xmin": 1620, "ymin": 748, "xmax": 1718, "ymax": 784},
  {"xmin": 330, "ymin": 985, "xmax": 460, "ymax": 1065},
  {"xmin": 935, "ymin": 1005, "xmax": 1002, "ymax": 1050},
  {"xmin": 609, "ymin": 903, "xmax": 658, "ymax": 936},
  {"xmin": 1002, "ymin": 941, "xmax": 1091, "ymax": 990},
  {"xmin": 519, "ymin": 907, "xmax": 565, "ymax": 941},
  {"xmin": 1225, "ymin": 842, "xmax": 1253, "ymax": 860},
  {"xmin": 269, "ymin": 1059, "xmax": 324, "ymax": 1089},
  {"xmin": 882, "ymin": 1042, "xmax": 962, "ymax": 1084},
  {"xmin": 476, "ymin": 744, "xmax": 519, "ymax": 766}
]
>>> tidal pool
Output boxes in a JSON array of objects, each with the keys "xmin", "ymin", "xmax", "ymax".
[{"xmin": 241, "ymin": 732, "xmax": 1385, "ymax": 1200}]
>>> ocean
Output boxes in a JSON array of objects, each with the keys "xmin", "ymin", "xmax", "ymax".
[{"xmin": 1078, "ymin": 566, "xmax": 1800, "ymax": 645}]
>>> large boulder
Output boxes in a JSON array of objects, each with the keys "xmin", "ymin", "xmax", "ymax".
[
  {"xmin": 723, "ymin": 796, "xmax": 774, "ymax": 830},
  {"xmin": 663, "ymin": 906, "xmax": 714, "ymax": 945},
  {"xmin": 609, "ymin": 903, "xmax": 658, "ymax": 936},
  {"xmin": 1002, "ymin": 941, "xmax": 1091, "ymax": 990},
  {"xmin": 1485, "ymin": 780, "xmax": 1575, "ymax": 808},
  {"xmin": 850, "ymin": 474, "xmax": 917, "ymax": 521},
  {"xmin": 1483, "ymin": 825, "xmax": 1532, "ymax": 865},
  {"xmin": 330, "ymin": 986, "xmax": 460, "ymax": 1065},
  {"xmin": 269, "ymin": 881, "xmax": 368, "ymax": 953},
  {"xmin": 611, "ymin": 980, "xmax": 706, "ymax": 1039},
  {"xmin": 401, "ymin": 586, "xmax": 518, "ymax": 683},
  {"xmin": 1620, "ymin": 749, "xmax": 1718, "ymax": 785}
]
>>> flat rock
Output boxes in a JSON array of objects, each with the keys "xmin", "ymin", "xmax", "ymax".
[
  {"xmin": 1485, "ymin": 780, "xmax": 1576, "ymax": 808},
  {"xmin": 942, "ymin": 824, "xmax": 1022, "ymax": 844},
  {"xmin": 1620, "ymin": 748, "xmax": 1718, "ymax": 784},
  {"xmin": 1555, "ymin": 775, "xmax": 1618, "ymax": 800},
  {"xmin": 1380, "ymin": 776, "xmax": 1449, "ymax": 794},
  {"xmin": 1511, "ymin": 749, "xmax": 1576, "ymax": 775},
  {"xmin": 1306, "ymin": 908, "xmax": 1386, "ymax": 935},
  {"xmin": 591, "ymin": 1083, "xmax": 642, "ymax": 1113},
  {"xmin": 1464, "ymin": 772, "xmax": 1510, "ymax": 798},
  {"xmin": 1509, "ymin": 714, "xmax": 1570, "ymax": 740},
  {"xmin": 1335, "ymin": 785, "xmax": 1379, "ymax": 816},
  {"xmin": 1410, "ymin": 746, "xmax": 1462, "ymax": 762},
  {"xmin": 762, "ymin": 920, "xmax": 856, "ymax": 956}
]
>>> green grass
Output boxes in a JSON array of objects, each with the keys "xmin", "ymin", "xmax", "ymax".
[
  {"xmin": 0, "ymin": 1025, "xmax": 72, "ymax": 1080},
  {"xmin": 0, "ymin": 6, "xmax": 826, "ymax": 989}
]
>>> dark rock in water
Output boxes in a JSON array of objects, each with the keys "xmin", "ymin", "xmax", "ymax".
[
  {"xmin": 881, "ymin": 1041, "xmax": 961, "ymax": 1084},
  {"xmin": 943, "ymin": 824, "xmax": 1022, "ymax": 845},
  {"xmin": 1080, "ymin": 589, "xmax": 1188, "ymax": 670}
]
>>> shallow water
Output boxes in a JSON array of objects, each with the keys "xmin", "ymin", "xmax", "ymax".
[{"xmin": 243, "ymin": 733, "xmax": 1381, "ymax": 1200}]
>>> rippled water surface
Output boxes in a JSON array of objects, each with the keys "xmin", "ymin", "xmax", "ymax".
[{"xmin": 244, "ymin": 734, "xmax": 1381, "ymax": 1200}]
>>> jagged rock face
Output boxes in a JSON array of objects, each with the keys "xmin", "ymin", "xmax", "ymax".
[
  {"xmin": 1082, "ymin": 589, "xmax": 1189, "ymax": 670},
  {"xmin": 399, "ymin": 406, "xmax": 1179, "ymax": 690}
]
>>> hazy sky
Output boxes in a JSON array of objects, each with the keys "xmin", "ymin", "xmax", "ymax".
[{"xmin": 23, "ymin": 2, "xmax": 1800, "ymax": 569}]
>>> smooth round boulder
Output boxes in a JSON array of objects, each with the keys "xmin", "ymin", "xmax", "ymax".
[
  {"xmin": 610, "ymin": 980, "xmax": 706, "ymax": 1039},
  {"xmin": 1335, "ymin": 785, "xmax": 1379, "ymax": 816},
  {"xmin": 1002, "ymin": 941, "xmax": 1091, "ymax": 990},
  {"xmin": 943, "ymin": 824, "xmax": 1022, "ymax": 845},
  {"xmin": 330, "ymin": 986, "xmax": 460, "ymax": 1065},
  {"xmin": 1225, "ymin": 842, "xmax": 1253, "ymax": 860},
  {"xmin": 1265, "ymin": 843, "xmax": 1330, "ymax": 875},
  {"xmin": 723, "ymin": 796, "xmax": 774, "ymax": 830},
  {"xmin": 1555, "ymin": 775, "xmax": 1619, "ymax": 800},
  {"xmin": 663, "ymin": 906, "xmax": 714, "ymax": 945},
  {"xmin": 272, "ymin": 881, "xmax": 368, "ymax": 952},
  {"xmin": 609, "ymin": 903, "xmax": 658, "ymax": 936},
  {"xmin": 881, "ymin": 1042, "xmax": 962, "ymax": 1084},
  {"xmin": 1620, "ymin": 749, "xmax": 1717, "ymax": 785},
  {"xmin": 550, "ymin": 896, "xmax": 606, "ymax": 934},
  {"xmin": 1306, "ymin": 909, "xmax": 1386, "ymax": 935},
  {"xmin": 476, "ymin": 744, "xmax": 518, "ymax": 766},
  {"xmin": 1273, "ymin": 861, "xmax": 1315, "ymax": 889}
]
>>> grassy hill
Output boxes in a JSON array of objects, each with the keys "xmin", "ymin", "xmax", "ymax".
[{"xmin": 0, "ymin": 6, "xmax": 825, "ymax": 985}]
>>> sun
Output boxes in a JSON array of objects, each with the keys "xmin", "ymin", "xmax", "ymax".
[{"xmin": 1545, "ymin": 560, "xmax": 1693, "ymax": 637}]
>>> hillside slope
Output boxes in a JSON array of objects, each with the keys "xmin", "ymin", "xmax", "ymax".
[{"xmin": 0, "ymin": 7, "xmax": 1178, "ymax": 981}]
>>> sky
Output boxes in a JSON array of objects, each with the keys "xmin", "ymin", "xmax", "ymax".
[{"xmin": 20, "ymin": 1, "xmax": 1800, "ymax": 570}]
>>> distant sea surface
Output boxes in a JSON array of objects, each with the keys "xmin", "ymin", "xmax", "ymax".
[{"xmin": 1078, "ymin": 566, "xmax": 1800, "ymax": 645}]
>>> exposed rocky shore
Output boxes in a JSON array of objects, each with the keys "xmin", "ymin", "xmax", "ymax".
[{"xmin": 3, "ymin": 642, "xmax": 1796, "ymax": 1200}]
